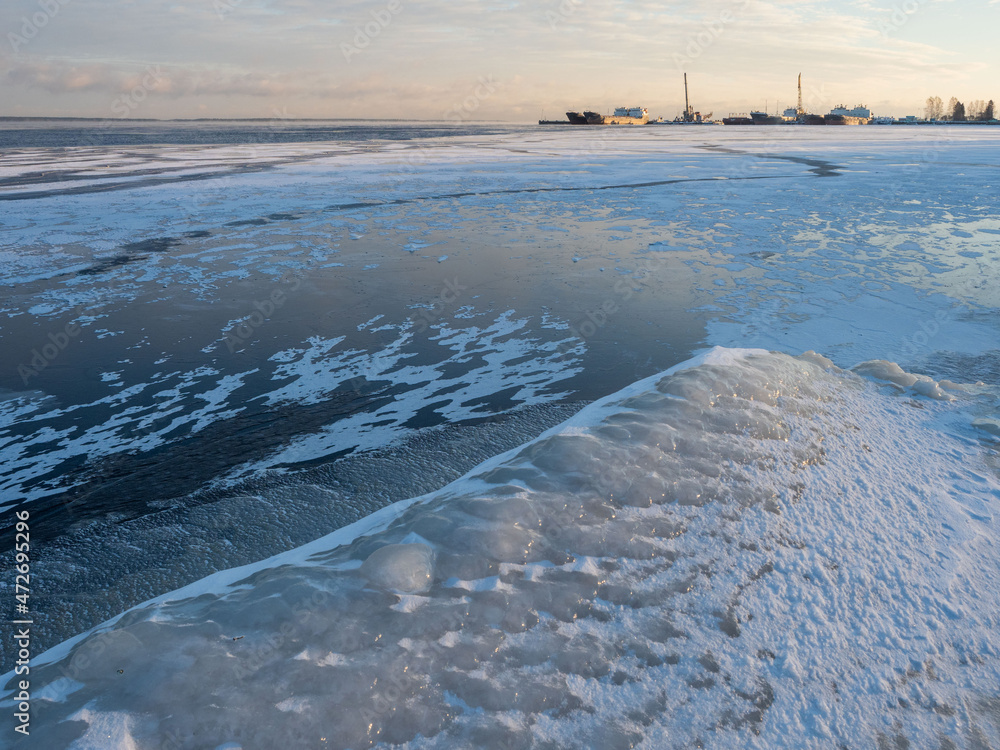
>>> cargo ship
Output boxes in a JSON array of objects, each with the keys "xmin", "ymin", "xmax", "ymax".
[
  {"xmin": 750, "ymin": 110, "xmax": 784, "ymax": 125},
  {"xmin": 800, "ymin": 104, "xmax": 871, "ymax": 125},
  {"xmin": 824, "ymin": 104, "xmax": 871, "ymax": 125},
  {"xmin": 723, "ymin": 114, "xmax": 754, "ymax": 125},
  {"xmin": 555, "ymin": 107, "xmax": 648, "ymax": 125},
  {"xmin": 584, "ymin": 106, "xmax": 649, "ymax": 125}
]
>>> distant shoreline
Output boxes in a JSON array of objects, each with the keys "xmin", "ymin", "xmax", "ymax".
[
  {"xmin": 2, "ymin": 116, "xmax": 998, "ymax": 127},
  {"xmin": 0, "ymin": 117, "xmax": 522, "ymax": 123}
]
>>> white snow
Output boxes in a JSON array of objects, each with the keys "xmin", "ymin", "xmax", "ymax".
[
  {"xmin": 231, "ymin": 312, "xmax": 582, "ymax": 473},
  {"xmin": 3, "ymin": 348, "xmax": 999, "ymax": 749}
]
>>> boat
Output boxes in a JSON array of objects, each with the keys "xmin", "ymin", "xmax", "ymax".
[
  {"xmin": 584, "ymin": 106, "xmax": 649, "ymax": 125},
  {"xmin": 565, "ymin": 111, "xmax": 588, "ymax": 124},
  {"xmin": 801, "ymin": 113, "xmax": 827, "ymax": 125},
  {"xmin": 750, "ymin": 110, "xmax": 784, "ymax": 125},
  {"xmin": 723, "ymin": 114, "xmax": 754, "ymax": 125},
  {"xmin": 824, "ymin": 104, "xmax": 871, "ymax": 125}
]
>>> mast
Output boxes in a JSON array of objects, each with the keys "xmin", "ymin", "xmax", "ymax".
[{"xmin": 684, "ymin": 73, "xmax": 691, "ymax": 122}]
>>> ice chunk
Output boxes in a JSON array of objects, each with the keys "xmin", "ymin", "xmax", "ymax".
[
  {"xmin": 66, "ymin": 707, "xmax": 137, "ymax": 749},
  {"xmin": 359, "ymin": 543, "xmax": 435, "ymax": 593},
  {"xmin": 797, "ymin": 350, "xmax": 839, "ymax": 371},
  {"xmin": 972, "ymin": 417, "xmax": 1000, "ymax": 438},
  {"xmin": 853, "ymin": 359, "xmax": 920, "ymax": 387},
  {"xmin": 852, "ymin": 360, "xmax": 954, "ymax": 400}
]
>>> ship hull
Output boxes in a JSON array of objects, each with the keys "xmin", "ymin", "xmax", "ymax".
[
  {"xmin": 801, "ymin": 114, "xmax": 827, "ymax": 125},
  {"xmin": 565, "ymin": 111, "xmax": 588, "ymax": 124},
  {"xmin": 600, "ymin": 115, "xmax": 648, "ymax": 125},
  {"xmin": 723, "ymin": 116, "xmax": 754, "ymax": 125},
  {"xmin": 584, "ymin": 111, "xmax": 648, "ymax": 125},
  {"xmin": 750, "ymin": 112, "xmax": 784, "ymax": 125},
  {"xmin": 824, "ymin": 114, "xmax": 870, "ymax": 125}
]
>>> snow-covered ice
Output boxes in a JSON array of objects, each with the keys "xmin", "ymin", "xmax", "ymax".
[
  {"xmin": 3, "ymin": 348, "xmax": 999, "ymax": 749},
  {"xmin": 2, "ymin": 125, "xmax": 999, "ymax": 748}
]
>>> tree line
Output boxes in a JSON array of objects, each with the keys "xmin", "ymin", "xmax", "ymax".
[{"xmin": 925, "ymin": 96, "xmax": 995, "ymax": 121}]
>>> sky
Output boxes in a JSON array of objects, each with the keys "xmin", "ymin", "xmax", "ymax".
[{"xmin": 0, "ymin": 0, "xmax": 997, "ymax": 121}]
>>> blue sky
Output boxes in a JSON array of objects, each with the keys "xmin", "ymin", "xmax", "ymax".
[{"xmin": 1, "ymin": 0, "xmax": 996, "ymax": 120}]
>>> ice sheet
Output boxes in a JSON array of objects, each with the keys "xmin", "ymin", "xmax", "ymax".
[
  {"xmin": 4, "ymin": 348, "xmax": 999, "ymax": 749},
  {"xmin": 4, "ymin": 126, "xmax": 1000, "ymax": 699}
]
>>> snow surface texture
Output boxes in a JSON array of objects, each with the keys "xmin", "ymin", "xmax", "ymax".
[
  {"xmin": 0, "ymin": 310, "xmax": 582, "ymax": 505},
  {"xmin": 4, "ymin": 128, "xmax": 999, "ymax": 509},
  {"xmin": 4, "ymin": 348, "xmax": 999, "ymax": 749},
  {"xmin": 5, "ymin": 127, "xmax": 1000, "ymax": 511}
]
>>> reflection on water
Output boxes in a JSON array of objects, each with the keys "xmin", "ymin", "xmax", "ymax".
[{"xmin": 2, "ymin": 125, "xmax": 999, "ymax": 676}]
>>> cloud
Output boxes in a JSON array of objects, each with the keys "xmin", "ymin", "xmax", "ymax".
[
  {"xmin": 0, "ymin": 0, "xmax": 995, "ymax": 118},
  {"xmin": 6, "ymin": 61, "xmax": 113, "ymax": 94},
  {"xmin": 4, "ymin": 59, "xmax": 342, "ymax": 99}
]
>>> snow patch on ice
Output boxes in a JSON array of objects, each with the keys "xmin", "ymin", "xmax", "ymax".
[{"xmin": 10, "ymin": 347, "xmax": 1000, "ymax": 749}]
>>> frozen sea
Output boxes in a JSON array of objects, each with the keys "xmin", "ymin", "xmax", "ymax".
[{"xmin": 1, "ymin": 120, "xmax": 999, "ymax": 748}]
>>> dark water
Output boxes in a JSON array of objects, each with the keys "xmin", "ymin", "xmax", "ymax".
[
  {"xmin": 5, "ymin": 123, "xmax": 998, "ymax": 671},
  {"xmin": 1, "ymin": 122, "xmax": 711, "ymax": 540},
  {"xmin": 0, "ymin": 118, "xmax": 528, "ymax": 149},
  {"xmin": 0, "ymin": 121, "xmax": 717, "ymax": 668}
]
